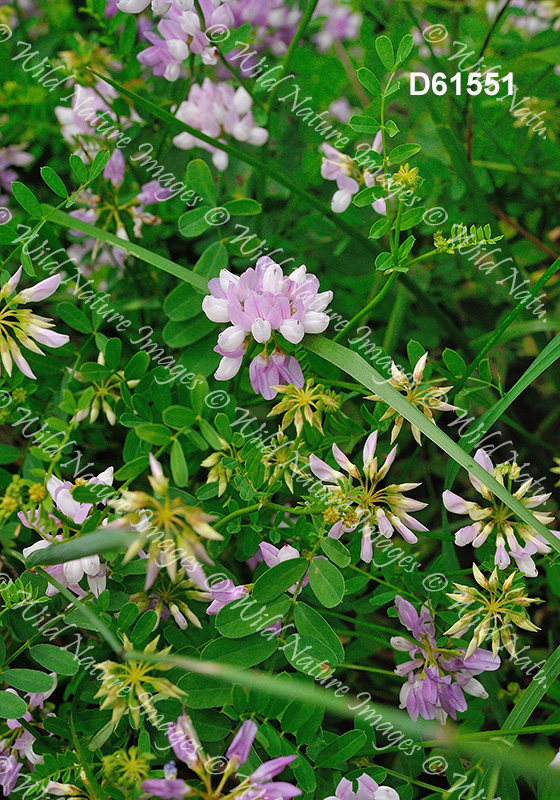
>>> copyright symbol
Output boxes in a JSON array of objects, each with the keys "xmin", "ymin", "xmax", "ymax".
[
  {"xmin": 205, "ymin": 24, "xmax": 230, "ymax": 43},
  {"xmin": 423, "ymin": 755, "xmax": 448, "ymax": 774},
  {"xmin": 423, "ymin": 207, "xmax": 448, "ymax": 226},
  {"xmin": 205, "ymin": 755, "xmax": 229, "ymax": 774},
  {"xmin": 206, "ymin": 572, "xmax": 229, "ymax": 587},
  {"xmin": 0, "ymin": 390, "xmax": 12, "ymax": 409},
  {"xmin": 205, "ymin": 390, "xmax": 230, "ymax": 409},
  {"xmin": 0, "ymin": 24, "xmax": 12, "ymax": 42},
  {"xmin": 422, "ymin": 24, "xmax": 448, "ymax": 43},
  {"xmin": 422, "ymin": 573, "xmax": 448, "ymax": 592},
  {"xmin": 204, "ymin": 207, "xmax": 230, "ymax": 226},
  {"xmin": 0, "ymin": 207, "xmax": 12, "ymax": 225}
]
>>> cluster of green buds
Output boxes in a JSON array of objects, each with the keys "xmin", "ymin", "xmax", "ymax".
[
  {"xmin": 446, "ymin": 565, "xmax": 542, "ymax": 657},
  {"xmin": 201, "ymin": 435, "xmax": 235, "ymax": 498},
  {"xmin": 94, "ymin": 635, "xmax": 185, "ymax": 728},
  {"xmin": 268, "ymin": 379, "xmax": 341, "ymax": 437},
  {"xmin": 0, "ymin": 386, "xmax": 27, "ymax": 425},
  {"xmin": 393, "ymin": 163, "xmax": 420, "ymax": 192},
  {"xmin": 434, "ymin": 222, "xmax": 503, "ymax": 254},
  {"xmin": 0, "ymin": 577, "xmax": 50, "ymax": 608}
]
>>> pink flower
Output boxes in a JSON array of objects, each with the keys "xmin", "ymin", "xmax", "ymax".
[
  {"xmin": 310, "ymin": 431, "xmax": 428, "ymax": 560},
  {"xmin": 312, "ymin": 0, "xmax": 362, "ymax": 52},
  {"xmin": 0, "ymin": 267, "xmax": 69, "ymax": 379},
  {"xmin": 391, "ymin": 596, "xmax": 499, "ymax": 724},
  {"xmin": 206, "ymin": 578, "xmax": 248, "ymax": 615},
  {"xmin": 442, "ymin": 449, "xmax": 559, "ymax": 577},
  {"xmin": 258, "ymin": 541, "xmax": 321, "ymax": 593},
  {"xmin": 47, "ymin": 467, "xmax": 114, "ymax": 524},
  {"xmin": 172, "ymin": 78, "xmax": 267, "ymax": 168},
  {"xmin": 325, "ymin": 774, "xmax": 400, "ymax": 800},
  {"xmin": 203, "ymin": 258, "xmax": 332, "ymax": 399},
  {"xmin": 321, "ymin": 135, "xmax": 384, "ymax": 214}
]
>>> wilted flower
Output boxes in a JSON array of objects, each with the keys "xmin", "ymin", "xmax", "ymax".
[
  {"xmin": 391, "ymin": 595, "xmax": 500, "ymax": 724},
  {"xmin": 269, "ymin": 379, "xmax": 341, "ymax": 436},
  {"xmin": 310, "ymin": 431, "xmax": 428, "ymax": 561},
  {"xmin": 173, "ymin": 79, "xmax": 267, "ymax": 169},
  {"xmin": 201, "ymin": 439, "xmax": 234, "ymax": 497},
  {"xmin": 95, "ymin": 635, "xmax": 185, "ymax": 728},
  {"xmin": 263, "ymin": 430, "xmax": 303, "ymax": 492},
  {"xmin": 130, "ymin": 570, "xmax": 212, "ymax": 629},
  {"xmin": 0, "ymin": 267, "xmax": 69, "ymax": 379},
  {"xmin": 445, "ymin": 565, "xmax": 541, "ymax": 657},
  {"xmin": 366, "ymin": 352, "xmax": 456, "ymax": 444},
  {"xmin": 324, "ymin": 774, "xmax": 399, "ymax": 800},
  {"xmin": 115, "ymin": 454, "xmax": 222, "ymax": 589},
  {"xmin": 443, "ymin": 450, "xmax": 560, "ymax": 577},
  {"xmin": 71, "ymin": 351, "xmax": 140, "ymax": 426},
  {"xmin": 202, "ymin": 258, "xmax": 332, "ymax": 399}
]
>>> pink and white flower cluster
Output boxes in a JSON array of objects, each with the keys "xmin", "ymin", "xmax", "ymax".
[
  {"xmin": 21, "ymin": 468, "xmax": 114, "ymax": 597},
  {"xmin": 321, "ymin": 133, "xmax": 386, "ymax": 214},
  {"xmin": 443, "ymin": 449, "xmax": 560, "ymax": 577},
  {"xmin": 312, "ymin": 0, "xmax": 362, "ymax": 52},
  {"xmin": 137, "ymin": 0, "xmax": 234, "ymax": 81},
  {"xmin": 173, "ymin": 79, "xmax": 268, "ymax": 170},
  {"xmin": 392, "ymin": 596, "xmax": 500, "ymax": 724},
  {"xmin": 202, "ymin": 257, "xmax": 332, "ymax": 399}
]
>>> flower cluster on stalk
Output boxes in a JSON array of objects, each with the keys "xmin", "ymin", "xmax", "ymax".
[
  {"xmin": 0, "ymin": 268, "xmax": 69, "ymax": 380},
  {"xmin": 391, "ymin": 596, "xmax": 500, "ymax": 723},
  {"xmin": 114, "ymin": 454, "xmax": 222, "ymax": 589},
  {"xmin": 202, "ymin": 258, "xmax": 332, "ymax": 399},
  {"xmin": 366, "ymin": 352, "xmax": 456, "ymax": 444},
  {"xmin": 445, "ymin": 564, "xmax": 541, "ymax": 658},
  {"xmin": 310, "ymin": 431, "xmax": 428, "ymax": 562},
  {"xmin": 141, "ymin": 715, "xmax": 301, "ymax": 799},
  {"xmin": 443, "ymin": 449, "xmax": 560, "ymax": 577},
  {"xmin": 173, "ymin": 80, "xmax": 268, "ymax": 170}
]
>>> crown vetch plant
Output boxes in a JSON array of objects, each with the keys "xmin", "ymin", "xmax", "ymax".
[{"xmin": 0, "ymin": 2, "xmax": 559, "ymax": 799}]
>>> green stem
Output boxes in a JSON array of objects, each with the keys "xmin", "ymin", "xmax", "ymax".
[
  {"xmin": 333, "ymin": 271, "xmax": 398, "ymax": 342},
  {"xmin": 342, "ymin": 663, "xmax": 396, "ymax": 676}
]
